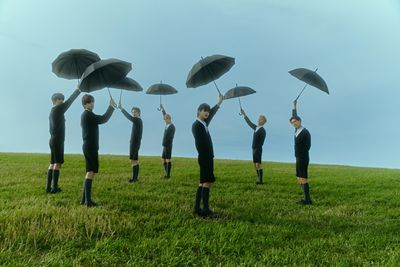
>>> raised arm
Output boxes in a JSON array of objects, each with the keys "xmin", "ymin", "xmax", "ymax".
[
  {"xmin": 205, "ymin": 94, "xmax": 224, "ymax": 125},
  {"xmin": 292, "ymin": 100, "xmax": 298, "ymax": 117},
  {"xmin": 240, "ymin": 108, "xmax": 256, "ymax": 130},
  {"xmin": 160, "ymin": 104, "xmax": 166, "ymax": 116},
  {"xmin": 59, "ymin": 88, "xmax": 80, "ymax": 113},
  {"xmin": 95, "ymin": 98, "xmax": 116, "ymax": 124},
  {"xmin": 119, "ymin": 100, "xmax": 134, "ymax": 122}
]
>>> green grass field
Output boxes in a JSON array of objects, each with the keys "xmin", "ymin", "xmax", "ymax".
[{"xmin": 0, "ymin": 153, "xmax": 399, "ymax": 266}]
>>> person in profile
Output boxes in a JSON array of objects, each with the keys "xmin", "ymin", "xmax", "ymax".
[
  {"xmin": 80, "ymin": 94, "xmax": 116, "ymax": 207},
  {"xmin": 290, "ymin": 100, "xmax": 312, "ymax": 205},
  {"xmin": 240, "ymin": 108, "xmax": 267, "ymax": 185},
  {"xmin": 159, "ymin": 104, "xmax": 175, "ymax": 179},
  {"xmin": 46, "ymin": 87, "xmax": 80, "ymax": 193},
  {"xmin": 192, "ymin": 95, "xmax": 224, "ymax": 218},
  {"xmin": 118, "ymin": 101, "xmax": 143, "ymax": 183}
]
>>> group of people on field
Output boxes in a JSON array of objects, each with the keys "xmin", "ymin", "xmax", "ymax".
[{"xmin": 47, "ymin": 88, "xmax": 312, "ymax": 217}]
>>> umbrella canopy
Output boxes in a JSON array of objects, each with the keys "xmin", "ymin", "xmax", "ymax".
[
  {"xmin": 186, "ymin": 55, "xmax": 235, "ymax": 93},
  {"xmin": 78, "ymin": 58, "xmax": 132, "ymax": 92},
  {"xmin": 52, "ymin": 49, "xmax": 100, "ymax": 80},
  {"xmin": 289, "ymin": 68, "xmax": 329, "ymax": 94},
  {"xmin": 224, "ymin": 86, "xmax": 256, "ymax": 100},
  {"xmin": 110, "ymin": 77, "xmax": 143, "ymax": 92},
  {"xmin": 146, "ymin": 83, "xmax": 178, "ymax": 95}
]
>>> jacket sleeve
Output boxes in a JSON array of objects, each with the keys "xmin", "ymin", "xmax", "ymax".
[
  {"xmin": 59, "ymin": 89, "xmax": 80, "ymax": 113},
  {"xmin": 121, "ymin": 108, "xmax": 134, "ymax": 122},
  {"xmin": 205, "ymin": 105, "xmax": 220, "ymax": 126},
  {"xmin": 305, "ymin": 130, "xmax": 311, "ymax": 151},
  {"xmin": 244, "ymin": 116, "xmax": 257, "ymax": 130},
  {"xmin": 95, "ymin": 106, "xmax": 114, "ymax": 124},
  {"xmin": 292, "ymin": 108, "xmax": 298, "ymax": 117}
]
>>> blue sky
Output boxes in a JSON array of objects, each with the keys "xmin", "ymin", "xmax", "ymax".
[{"xmin": 1, "ymin": 0, "xmax": 400, "ymax": 168}]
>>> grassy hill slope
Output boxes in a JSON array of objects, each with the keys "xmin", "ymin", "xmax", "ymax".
[{"xmin": 0, "ymin": 153, "xmax": 399, "ymax": 266}]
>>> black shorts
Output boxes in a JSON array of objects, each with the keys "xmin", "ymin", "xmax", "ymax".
[
  {"xmin": 296, "ymin": 156, "xmax": 309, "ymax": 178},
  {"xmin": 162, "ymin": 146, "xmax": 172, "ymax": 159},
  {"xmin": 129, "ymin": 144, "xmax": 140, "ymax": 160},
  {"xmin": 49, "ymin": 138, "xmax": 64, "ymax": 164},
  {"xmin": 252, "ymin": 148, "xmax": 262, "ymax": 163},
  {"xmin": 198, "ymin": 156, "xmax": 215, "ymax": 183},
  {"xmin": 83, "ymin": 148, "xmax": 99, "ymax": 173}
]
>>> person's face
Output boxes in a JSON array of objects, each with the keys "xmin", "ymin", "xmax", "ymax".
[
  {"xmin": 84, "ymin": 101, "xmax": 94, "ymax": 111},
  {"xmin": 54, "ymin": 98, "xmax": 64, "ymax": 106},
  {"xmin": 258, "ymin": 116, "xmax": 266, "ymax": 126},
  {"xmin": 290, "ymin": 118, "xmax": 301, "ymax": 129},
  {"xmin": 132, "ymin": 110, "xmax": 140, "ymax": 118},
  {"xmin": 198, "ymin": 109, "xmax": 210, "ymax": 120}
]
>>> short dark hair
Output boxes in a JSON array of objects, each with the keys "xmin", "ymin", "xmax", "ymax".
[
  {"xmin": 131, "ymin": 107, "xmax": 141, "ymax": 115},
  {"xmin": 197, "ymin": 103, "xmax": 211, "ymax": 115},
  {"xmin": 82, "ymin": 94, "xmax": 94, "ymax": 106},
  {"xmin": 51, "ymin": 93, "xmax": 64, "ymax": 103},
  {"xmin": 290, "ymin": 115, "xmax": 301, "ymax": 122}
]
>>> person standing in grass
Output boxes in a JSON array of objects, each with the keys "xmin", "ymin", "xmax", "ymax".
[
  {"xmin": 118, "ymin": 101, "xmax": 143, "ymax": 183},
  {"xmin": 290, "ymin": 100, "xmax": 312, "ymax": 205},
  {"xmin": 46, "ymin": 88, "xmax": 80, "ymax": 193},
  {"xmin": 239, "ymin": 108, "xmax": 267, "ymax": 185},
  {"xmin": 80, "ymin": 94, "xmax": 116, "ymax": 207},
  {"xmin": 192, "ymin": 95, "xmax": 224, "ymax": 218},
  {"xmin": 159, "ymin": 104, "xmax": 175, "ymax": 179}
]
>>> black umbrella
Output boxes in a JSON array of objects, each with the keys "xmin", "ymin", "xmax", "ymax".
[
  {"xmin": 52, "ymin": 49, "xmax": 100, "ymax": 80},
  {"xmin": 224, "ymin": 85, "xmax": 256, "ymax": 115},
  {"xmin": 289, "ymin": 68, "xmax": 329, "ymax": 100},
  {"xmin": 78, "ymin": 58, "xmax": 132, "ymax": 94},
  {"xmin": 186, "ymin": 54, "xmax": 235, "ymax": 96},
  {"xmin": 146, "ymin": 82, "xmax": 178, "ymax": 110},
  {"xmin": 109, "ymin": 77, "xmax": 143, "ymax": 103}
]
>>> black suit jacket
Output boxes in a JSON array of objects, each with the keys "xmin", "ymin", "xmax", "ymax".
[
  {"xmin": 49, "ymin": 89, "xmax": 80, "ymax": 141},
  {"xmin": 292, "ymin": 109, "xmax": 311, "ymax": 158},
  {"xmin": 162, "ymin": 124, "xmax": 175, "ymax": 147},
  {"xmin": 244, "ymin": 116, "xmax": 266, "ymax": 149},
  {"xmin": 192, "ymin": 105, "xmax": 219, "ymax": 158},
  {"xmin": 81, "ymin": 106, "xmax": 114, "ymax": 150},
  {"xmin": 121, "ymin": 108, "xmax": 143, "ymax": 146}
]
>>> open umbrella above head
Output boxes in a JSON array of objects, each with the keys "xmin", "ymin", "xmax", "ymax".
[
  {"xmin": 52, "ymin": 49, "xmax": 100, "ymax": 80},
  {"xmin": 289, "ymin": 68, "xmax": 329, "ymax": 101},
  {"xmin": 146, "ymin": 82, "xmax": 178, "ymax": 110},
  {"xmin": 109, "ymin": 77, "xmax": 143, "ymax": 103},
  {"xmin": 224, "ymin": 85, "xmax": 256, "ymax": 115},
  {"xmin": 186, "ymin": 54, "xmax": 235, "ymax": 96},
  {"xmin": 78, "ymin": 58, "xmax": 132, "ymax": 96}
]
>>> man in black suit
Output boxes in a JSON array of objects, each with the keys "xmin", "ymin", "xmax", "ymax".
[
  {"xmin": 240, "ymin": 108, "xmax": 267, "ymax": 185},
  {"xmin": 160, "ymin": 104, "xmax": 175, "ymax": 179},
  {"xmin": 80, "ymin": 94, "xmax": 116, "ymax": 207},
  {"xmin": 118, "ymin": 101, "xmax": 143, "ymax": 183},
  {"xmin": 192, "ymin": 95, "xmax": 224, "ymax": 217},
  {"xmin": 46, "ymin": 88, "xmax": 80, "ymax": 193},
  {"xmin": 290, "ymin": 100, "xmax": 312, "ymax": 205}
]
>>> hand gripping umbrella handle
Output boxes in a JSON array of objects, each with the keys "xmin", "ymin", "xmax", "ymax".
[{"xmin": 295, "ymin": 68, "xmax": 318, "ymax": 101}]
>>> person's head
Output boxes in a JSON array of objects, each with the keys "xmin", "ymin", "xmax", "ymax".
[
  {"xmin": 82, "ymin": 94, "xmax": 95, "ymax": 111},
  {"xmin": 258, "ymin": 115, "xmax": 267, "ymax": 126},
  {"xmin": 131, "ymin": 107, "xmax": 141, "ymax": 118},
  {"xmin": 197, "ymin": 103, "xmax": 211, "ymax": 120},
  {"xmin": 290, "ymin": 115, "xmax": 302, "ymax": 129},
  {"xmin": 51, "ymin": 93, "xmax": 64, "ymax": 105},
  {"xmin": 164, "ymin": 113, "xmax": 172, "ymax": 124}
]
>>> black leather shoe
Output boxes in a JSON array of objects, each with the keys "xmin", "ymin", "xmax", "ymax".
[
  {"xmin": 50, "ymin": 188, "xmax": 62, "ymax": 194},
  {"xmin": 297, "ymin": 199, "xmax": 312, "ymax": 205}
]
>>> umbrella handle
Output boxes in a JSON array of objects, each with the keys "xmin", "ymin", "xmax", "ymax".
[
  {"xmin": 119, "ymin": 89, "xmax": 122, "ymax": 104},
  {"xmin": 107, "ymin": 88, "xmax": 113, "ymax": 99},
  {"xmin": 238, "ymin": 98, "xmax": 243, "ymax": 116},
  {"xmin": 157, "ymin": 95, "xmax": 162, "ymax": 111}
]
